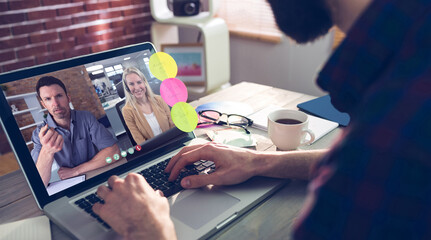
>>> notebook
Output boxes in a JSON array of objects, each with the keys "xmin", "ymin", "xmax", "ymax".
[
  {"xmin": 297, "ymin": 95, "xmax": 350, "ymax": 127},
  {"xmin": 248, "ymin": 105, "xmax": 339, "ymax": 143},
  {"xmin": 0, "ymin": 215, "xmax": 51, "ymax": 240},
  {"xmin": 0, "ymin": 42, "xmax": 286, "ymax": 240}
]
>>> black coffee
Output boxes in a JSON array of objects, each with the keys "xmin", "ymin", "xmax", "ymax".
[{"xmin": 275, "ymin": 118, "xmax": 303, "ymax": 125}]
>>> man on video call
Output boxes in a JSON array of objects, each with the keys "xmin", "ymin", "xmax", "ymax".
[
  {"xmin": 92, "ymin": 0, "xmax": 431, "ymax": 239},
  {"xmin": 31, "ymin": 76, "xmax": 120, "ymax": 187}
]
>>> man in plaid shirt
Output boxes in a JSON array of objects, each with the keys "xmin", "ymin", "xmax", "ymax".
[{"xmin": 93, "ymin": 0, "xmax": 431, "ymax": 239}]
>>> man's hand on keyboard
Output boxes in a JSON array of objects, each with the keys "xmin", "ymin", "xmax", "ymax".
[
  {"xmin": 165, "ymin": 142, "xmax": 261, "ymax": 189},
  {"xmin": 93, "ymin": 173, "xmax": 177, "ymax": 240}
]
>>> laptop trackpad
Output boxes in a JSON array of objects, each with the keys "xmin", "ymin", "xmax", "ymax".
[{"xmin": 171, "ymin": 190, "xmax": 240, "ymax": 229}]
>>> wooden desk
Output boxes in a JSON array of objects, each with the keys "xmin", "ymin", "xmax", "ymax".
[{"xmin": 0, "ymin": 82, "xmax": 341, "ymax": 239}]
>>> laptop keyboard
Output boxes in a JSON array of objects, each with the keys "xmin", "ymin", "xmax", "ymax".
[
  {"xmin": 73, "ymin": 158, "xmax": 215, "ymax": 229},
  {"xmin": 74, "ymin": 194, "xmax": 110, "ymax": 229}
]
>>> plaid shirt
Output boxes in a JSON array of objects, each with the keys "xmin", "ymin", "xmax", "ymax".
[{"xmin": 293, "ymin": 0, "xmax": 431, "ymax": 239}]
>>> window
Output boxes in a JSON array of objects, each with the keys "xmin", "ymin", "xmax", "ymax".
[{"xmin": 216, "ymin": 0, "xmax": 283, "ymax": 43}]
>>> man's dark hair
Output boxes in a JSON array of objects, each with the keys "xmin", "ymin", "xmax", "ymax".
[
  {"xmin": 36, "ymin": 76, "xmax": 68, "ymax": 98},
  {"xmin": 267, "ymin": 0, "xmax": 333, "ymax": 44}
]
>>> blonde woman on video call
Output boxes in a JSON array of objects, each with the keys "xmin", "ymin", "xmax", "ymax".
[{"xmin": 121, "ymin": 67, "xmax": 174, "ymax": 145}]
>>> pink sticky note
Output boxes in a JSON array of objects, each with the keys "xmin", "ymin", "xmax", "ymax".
[{"xmin": 160, "ymin": 78, "xmax": 188, "ymax": 107}]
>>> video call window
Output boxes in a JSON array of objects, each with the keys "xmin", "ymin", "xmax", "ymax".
[{"xmin": 3, "ymin": 48, "xmax": 175, "ymax": 195}]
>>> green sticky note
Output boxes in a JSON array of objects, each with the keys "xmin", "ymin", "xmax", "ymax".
[{"xmin": 171, "ymin": 102, "xmax": 198, "ymax": 132}]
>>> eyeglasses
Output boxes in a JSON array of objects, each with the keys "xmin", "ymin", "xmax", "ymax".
[{"xmin": 197, "ymin": 110, "xmax": 253, "ymax": 134}]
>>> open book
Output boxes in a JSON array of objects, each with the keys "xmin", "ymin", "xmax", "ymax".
[{"xmin": 248, "ymin": 105, "xmax": 339, "ymax": 143}]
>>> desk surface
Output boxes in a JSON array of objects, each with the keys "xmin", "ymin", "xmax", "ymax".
[{"xmin": 0, "ymin": 82, "xmax": 341, "ymax": 239}]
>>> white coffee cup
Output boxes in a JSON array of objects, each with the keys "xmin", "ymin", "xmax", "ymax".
[{"xmin": 267, "ymin": 109, "xmax": 315, "ymax": 150}]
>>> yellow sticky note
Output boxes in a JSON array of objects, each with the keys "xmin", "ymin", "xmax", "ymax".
[
  {"xmin": 149, "ymin": 52, "xmax": 178, "ymax": 81},
  {"xmin": 171, "ymin": 102, "xmax": 198, "ymax": 132}
]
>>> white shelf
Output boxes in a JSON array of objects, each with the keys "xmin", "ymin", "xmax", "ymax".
[
  {"xmin": 150, "ymin": 0, "xmax": 230, "ymax": 99},
  {"xmin": 19, "ymin": 121, "xmax": 43, "ymax": 131},
  {"xmin": 5, "ymin": 92, "xmax": 37, "ymax": 101},
  {"xmin": 12, "ymin": 107, "xmax": 39, "ymax": 116},
  {"xmin": 5, "ymin": 91, "xmax": 45, "ymax": 146}
]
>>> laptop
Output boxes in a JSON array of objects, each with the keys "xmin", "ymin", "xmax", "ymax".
[{"xmin": 0, "ymin": 42, "xmax": 287, "ymax": 239}]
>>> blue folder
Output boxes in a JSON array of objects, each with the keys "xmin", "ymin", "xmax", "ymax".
[{"xmin": 297, "ymin": 95, "xmax": 350, "ymax": 127}]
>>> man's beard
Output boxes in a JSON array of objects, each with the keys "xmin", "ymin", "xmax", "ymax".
[
  {"xmin": 52, "ymin": 107, "xmax": 69, "ymax": 119},
  {"xmin": 267, "ymin": 0, "xmax": 334, "ymax": 44}
]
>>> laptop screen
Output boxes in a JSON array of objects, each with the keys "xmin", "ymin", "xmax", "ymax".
[{"xmin": 0, "ymin": 42, "xmax": 191, "ymax": 207}]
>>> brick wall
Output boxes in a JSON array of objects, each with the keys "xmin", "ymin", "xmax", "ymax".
[{"xmin": 0, "ymin": 0, "xmax": 153, "ymax": 73}]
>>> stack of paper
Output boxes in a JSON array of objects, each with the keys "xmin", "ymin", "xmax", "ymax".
[{"xmin": 247, "ymin": 105, "xmax": 339, "ymax": 143}]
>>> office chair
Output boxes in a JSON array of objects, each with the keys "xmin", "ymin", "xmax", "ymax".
[{"xmin": 115, "ymin": 99, "xmax": 137, "ymax": 146}]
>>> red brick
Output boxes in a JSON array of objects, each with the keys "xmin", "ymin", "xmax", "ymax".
[
  {"xmin": 125, "ymin": 34, "xmax": 149, "ymax": 46},
  {"xmin": 87, "ymin": 23, "xmax": 111, "ymax": 33},
  {"xmin": 132, "ymin": 15, "xmax": 152, "ymax": 24},
  {"xmin": 36, "ymin": 52, "xmax": 64, "ymax": 65},
  {"xmin": 115, "ymin": 32, "xmax": 149, "ymax": 48},
  {"xmin": 142, "ymin": 5, "xmax": 151, "ymax": 13},
  {"xmin": 30, "ymin": 32, "xmax": 59, "ymax": 44},
  {"xmin": 131, "ymin": 0, "xmax": 149, "ymax": 4},
  {"xmin": 27, "ymin": 9, "xmax": 57, "ymax": 21},
  {"xmin": 59, "ymin": 27, "xmax": 86, "ymax": 39},
  {"xmin": 82, "ymin": 30, "xmax": 123, "ymax": 45},
  {"xmin": 49, "ymin": 39, "xmax": 76, "ymax": 52},
  {"xmin": 17, "ymin": 45, "xmax": 48, "ymax": 58},
  {"xmin": 101, "ymin": 30, "xmax": 123, "ymax": 41},
  {"xmin": 0, "ymin": 37, "xmax": 29, "ymax": 50},
  {"xmin": 72, "ymin": 14, "xmax": 99, "ymax": 24},
  {"xmin": 3, "ymin": 58, "xmax": 35, "ymax": 72},
  {"xmin": 123, "ymin": 7, "xmax": 145, "ymax": 16},
  {"xmin": 76, "ymin": 33, "xmax": 102, "ymax": 45},
  {"xmin": 91, "ymin": 41, "xmax": 115, "ymax": 53},
  {"xmin": 0, "ymin": 2, "xmax": 8, "ymax": 12},
  {"xmin": 124, "ymin": 23, "xmax": 150, "ymax": 35},
  {"xmin": 45, "ymin": 18, "xmax": 73, "ymax": 30},
  {"xmin": 0, "ymin": 51, "xmax": 15, "ymax": 62},
  {"xmin": 63, "ymin": 46, "xmax": 91, "ymax": 58},
  {"xmin": 42, "ymin": 0, "xmax": 69, "ymax": 6},
  {"xmin": 0, "ymin": 13, "xmax": 26, "ymax": 24},
  {"xmin": 12, "ymin": 23, "xmax": 44, "ymax": 35},
  {"xmin": 57, "ymin": 5, "xmax": 84, "ymax": 16},
  {"xmin": 0, "ymin": 28, "xmax": 10, "ymax": 38},
  {"xmin": 111, "ymin": 19, "xmax": 133, "ymax": 28},
  {"xmin": 85, "ymin": 2, "xmax": 110, "ymax": 11},
  {"xmin": 99, "ymin": 10, "xmax": 123, "ymax": 19},
  {"xmin": 114, "ymin": 38, "xmax": 134, "ymax": 48},
  {"xmin": 110, "ymin": 0, "xmax": 132, "ymax": 7},
  {"xmin": 8, "ymin": 1, "xmax": 40, "ymax": 10}
]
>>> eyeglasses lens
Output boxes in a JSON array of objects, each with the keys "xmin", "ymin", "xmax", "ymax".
[
  {"xmin": 198, "ymin": 111, "xmax": 221, "ymax": 125},
  {"xmin": 228, "ymin": 115, "xmax": 249, "ymax": 126},
  {"xmin": 201, "ymin": 111, "xmax": 220, "ymax": 120}
]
